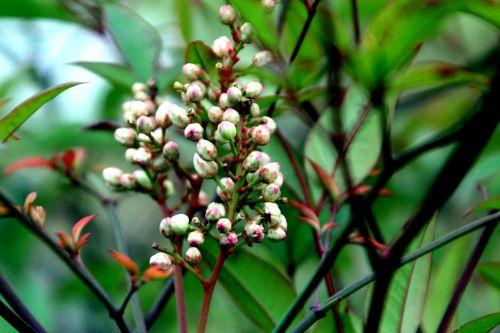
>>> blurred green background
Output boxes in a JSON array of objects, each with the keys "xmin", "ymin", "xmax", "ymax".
[{"xmin": 0, "ymin": 0, "xmax": 499, "ymax": 332}]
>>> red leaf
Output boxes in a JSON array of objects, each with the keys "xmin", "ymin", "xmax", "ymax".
[
  {"xmin": 71, "ymin": 215, "xmax": 95, "ymax": 241},
  {"xmin": 56, "ymin": 148, "xmax": 86, "ymax": 174},
  {"xmin": 321, "ymin": 221, "xmax": 338, "ymax": 233},
  {"xmin": 4, "ymin": 156, "xmax": 56, "ymax": 174},
  {"xmin": 290, "ymin": 200, "xmax": 320, "ymax": 230},
  {"xmin": 74, "ymin": 233, "xmax": 91, "ymax": 251},
  {"xmin": 55, "ymin": 231, "xmax": 73, "ymax": 249},
  {"xmin": 379, "ymin": 188, "xmax": 393, "ymax": 196},
  {"xmin": 351, "ymin": 185, "xmax": 371, "ymax": 196},
  {"xmin": 308, "ymin": 159, "xmax": 340, "ymax": 200},
  {"xmin": 110, "ymin": 250, "xmax": 139, "ymax": 278},
  {"xmin": 141, "ymin": 266, "xmax": 173, "ymax": 283}
]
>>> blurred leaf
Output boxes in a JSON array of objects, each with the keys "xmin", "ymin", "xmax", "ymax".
[
  {"xmin": 289, "ymin": 200, "xmax": 320, "ymax": 231},
  {"xmin": 0, "ymin": 82, "xmax": 82, "ymax": 142},
  {"xmin": 109, "ymin": 250, "xmax": 139, "ymax": 280},
  {"xmin": 71, "ymin": 215, "xmax": 95, "ymax": 241},
  {"xmin": 104, "ymin": 4, "xmax": 162, "ymax": 81},
  {"xmin": 453, "ymin": 312, "xmax": 500, "ymax": 333},
  {"xmin": 476, "ymin": 262, "xmax": 500, "ymax": 291},
  {"xmin": 0, "ymin": 98, "xmax": 9, "ymax": 110},
  {"xmin": 73, "ymin": 62, "xmax": 136, "ymax": 89},
  {"xmin": 460, "ymin": 1, "xmax": 500, "ymax": 28},
  {"xmin": 308, "ymin": 159, "xmax": 340, "ymax": 201},
  {"xmin": 141, "ymin": 267, "xmax": 173, "ymax": 283},
  {"xmin": 157, "ymin": 67, "xmax": 180, "ymax": 92},
  {"xmin": 4, "ymin": 156, "xmax": 55, "ymax": 174},
  {"xmin": 465, "ymin": 197, "xmax": 500, "ymax": 216},
  {"xmin": 185, "ymin": 40, "xmax": 218, "ymax": 79},
  {"xmin": 0, "ymin": 0, "xmax": 76, "ymax": 22},
  {"xmin": 204, "ymin": 239, "xmax": 296, "ymax": 331},
  {"xmin": 174, "ymin": 0, "xmax": 193, "ymax": 41}
]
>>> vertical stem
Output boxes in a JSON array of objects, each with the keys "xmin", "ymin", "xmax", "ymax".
[{"xmin": 173, "ymin": 237, "xmax": 188, "ymax": 333}]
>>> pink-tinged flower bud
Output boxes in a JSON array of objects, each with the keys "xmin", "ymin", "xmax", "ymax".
[
  {"xmin": 191, "ymin": 216, "xmax": 203, "ymax": 228},
  {"xmin": 267, "ymin": 227, "xmax": 286, "ymax": 241},
  {"xmin": 150, "ymin": 253, "xmax": 172, "ymax": 270},
  {"xmin": 133, "ymin": 170, "xmax": 153, "ymax": 190},
  {"xmin": 252, "ymin": 125, "xmax": 271, "ymax": 145},
  {"xmin": 222, "ymin": 108, "xmax": 240, "ymax": 125},
  {"xmin": 217, "ymin": 177, "xmax": 235, "ymax": 201},
  {"xmin": 196, "ymin": 139, "xmax": 217, "ymax": 161},
  {"xmin": 170, "ymin": 214, "xmax": 190, "ymax": 235},
  {"xmin": 212, "ymin": 36, "xmax": 234, "ymax": 57},
  {"xmin": 102, "ymin": 167, "xmax": 123, "ymax": 186},
  {"xmin": 208, "ymin": 106, "xmax": 223, "ymax": 123},
  {"xmin": 161, "ymin": 101, "xmax": 190, "ymax": 128},
  {"xmin": 273, "ymin": 172, "xmax": 284, "ymax": 187},
  {"xmin": 151, "ymin": 127, "xmax": 166, "ymax": 145},
  {"xmin": 134, "ymin": 91, "xmax": 149, "ymax": 101},
  {"xmin": 218, "ymin": 121, "xmax": 237, "ymax": 141},
  {"xmin": 245, "ymin": 222, "xmax": 264, "ymax": 242},
  {"xmin": 119, "ymin": 173, "xmax": 137, "ymax": 189},
  {"xmin": 214, "ymin": 129, "xmax": 227, "ymax": 144},
  {"xmin": 250, "ymin": 103, "xmax": 261, "ymax": 117},
  {"xmin": 159, "ymin": 217, "xmax": 174, "ymax": 238},
  {"xmin": 218, "ymin": 4, "xmax": 236, "ymax": 24},
  {"xmin": 136, "ymin": 115, "xmax": 156, "ymax": 133},
  {"xmin": 185, "ymin": 247, "xmax": 202, "ymax": 265},
  {"xmin": 184, "ymin": 123, "xmax": 204, "ymax": 141},
  {"xmin": 114, "ymin": 128, "xmax": 137, "ymax": 146},
  {"xmin": 219, "ymin": 232, "xmax": 238, "ymax": 247},
  {"xmin": 163, "ymin": 179, "xmax": 175, "ymax": 198},
  {"xmin": 259, "ymin": 162, "xmax": 280, "ymax": 183},
  {"xmin": 153, "ymin": 157, "xmax": 169, "ymax": 172},
  {"xmin": 206, "ymin": 202, "xmax": 226, "ymax": 221},
  {"xmin": 132, "ymin": 82, "xmax": 147, "ymax": 94},
  {"xmin": 264, "ymin": 202, "xmax": 281, "ymax": 218},
  {"xmin": 133, "ymin": 147, "xmax": 153, "ymax": 164},
  {"xmin": 131, "ymin": 100, "xmax": 149, "ymax": 118},
  {"xmin": 262, "ymin": 183, "xmax": 281, "ymax": 202},
  {"xmin": 155, "ymin": 103, "xmax": 173, "ymax": 127},
  {"xmin": 186, "ymin": 83, "xmax": 205, "ymax": 103},
  {"xmin": 262, "ymin": 0, "xmax": 277, "ymax": 12},
  {"xmin": 163, "ymin": 141, "xmax": 180, "ymax": 161},
  {"xmin": 137, "ymin": 133, "xmax": 152, "ymax": 144},
  {"xmin": 243, "ymin": 151, "xmax": 265, "ymax": 172},
  {"xmin": 262, "ymin": 116, "xmax": 276, "ymax": 133},
  {"xmin": 193, "ymin": 153, "xmax": 219, "ymax": 179},
  {"xmin": 187, "ymin": 230, "xmax": 205, "ymax": 246},
  {"xmin": 216, "ymin": 218, "xmax": 232, "ymax": 233},
  {"xmin": 227, "ymin": 86, "xmax": 242, "ymax": 105},
  {"xmin": 243, "ymin": 81, "xmax": 264, "ymax": 98},
  {"xmin": 252, "ymin": 50, "xmax": 274, "ymax": 67},
  {"xmin": 125, "ymin": 148, "xmax": 137, "ymax": 163},
  {"xmin": 182, "ymin": 63, "xmax": 202, "ymax": 81},
  {"xmin": 239, "ymin": 22, "xmax": 255, "ymax": 43},
  {"xmin": 218, "ymin": 93, "xmax": 230, "ymax": 109},
  {"xmin": 278, "ymin": 214, "xmax": 287, "ymax": 231},
  {"xmin": 199, "ymin": 191, "xmax": 209, "ymax": 206}
]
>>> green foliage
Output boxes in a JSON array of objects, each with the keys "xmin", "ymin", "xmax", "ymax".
[
  {"xmin": 454, "ymin": 312, "xmax": 500, "ymax": 333},
  {"xmin": 73, "ymin": 62, "xmax": 136, "ymax": 89}
]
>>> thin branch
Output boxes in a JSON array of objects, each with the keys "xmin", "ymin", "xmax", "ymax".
[
  {"xmin": 0, "ymin": 299, "xmax": 37, "ymax": 333},
  {"xmin": 0, "ymin": 273, "xmax": 46, "ymax": 333},
  {"xmin": 144, "ymin": 280, "xmax": 175, "ymax": 330},
  {"xmin": 289, "ymin": 212, "xmax": 500, "ymax": 332}
]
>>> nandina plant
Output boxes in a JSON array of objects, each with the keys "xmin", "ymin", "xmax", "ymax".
[{"xmin": 0, "ymin": 0, "xmax": 498, "ymax": 333}]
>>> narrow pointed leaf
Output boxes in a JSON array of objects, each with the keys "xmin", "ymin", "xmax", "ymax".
[
  {"xmin": 4, "ymin": 156, "xmax": 56, "ymax": 174},
  {"xmin": 453, "ymin": 312, "xmax": 500, "ymax": 333},
  {"xmin": 73, "ymin": 62, "xmax": 136, "ymax": 89},
  {"xmin": 71, "ymin": 215, "xmax": 95, "ymax": 241}
]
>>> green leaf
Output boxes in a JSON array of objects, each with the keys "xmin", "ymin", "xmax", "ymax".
[
  {"xmin": 477, "ymin": 262, "xmax": 500, "ymax": 291},
  {"xmin": 185, "ymin": 40, "xmax": 218, "ymax": 79},
  {"xmin": 460, "ymin": 1, "xmax": 500, "ymax": 29},
  {"xmin": 380, "ymin": 215, "xmax": 436, "ymax": 333},
  {"xmin": 467, "ymin": 197, "xmax": 500, "ymax": 215},
  {"xmin": 0, "ymin": 82, "xmax": 82, "ymax": 142},
  {"xmin": 104, "ymin": 4, "xmax": 162, "ymax": 82},
  {"xmin": 203, "ymin": 239, "xmax": 296, "ymax": 331},
  {"xmin": 0, "ymin": 0, "xmax": 76, "ymax": 22},
  {"xmin": 174, "ymin": 0, "xmax": 193, "ymax": 42},
  {"xmin": 453, "ymin": 312, "xmax": 500, "ymax": 333},
  {"xmin": 73, "ymin": 62, "xmax": 136, "ymax": 89}
]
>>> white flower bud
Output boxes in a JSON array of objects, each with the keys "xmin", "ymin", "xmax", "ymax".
[
  {"xmin": 252, "ymin": 50, "xmax": 274, "ymax": 67},
  {"xmin": 196, "ymin": 139, "xmax": 217, "ymax": 161},
  {"xmin": 245, "ymin": 222, "xmax": 264, "ymax": 242},
  {"xmin": 218, "ymin": 93, "xmax": 230, "ymax": 109},
  {"xmin": 163, "ymin": 179, "xmax": 175, "ymax": 198},
  {"xmin": 219, "ymin": 232, "xmax": 238, "ymax": 246},
  {"xmin": 250, "ymin": 103, "xmax": 261, "ymax": 117},
  {"xmin": 185, "ymin": 247, "xmax": 202, "ymax": 265},
  {"xmin": 151, "ymin": 127, "xmax": 165, "ymax": 145},
  {"xmin": 212, "ymin": 36, "xmax": 234, "ymax": 57},
  {"xmin": 262, "ymin": 183, "xmax": 281, "ymax": 202},
  {"xmin": 227, "ymin": 86, "xmax": 242, "ymax": 105},
  {"xmin": 262, "ymin": 0, "xmax": 277, "ymax": 12},
  {"xmin": 193, "ymin": 153, "xmax": 219, "ymax": 179},
  {"xmin": 114, "ymin": 128, "xmax": 137, "ymax": 146},
  {"xmin": 136, "ymin": 116, "xmax": 156, "ymax": 133},
  {"xmin": 214, "ymin": 129, "xmax": 227, "ymax": 144},
  {"xmin": 208, "ymin": 106, "xmax": 223, "ymax": 123},
  {"xmin": 155, "ymin": 104, "xmax": 172, "ymax": 127},
  {"xmin": 125, "ymin": 148, "xmax": 137, "ymax": 163},
  {"xmin": 217, "ymin": 177, "xmax": 235, "ymax": 201},
  {"xmin": 239, "ymin": 22, "xmax": 255, "ymax": 43},
  {"xmin": 187, "ymin": 230, "xmax": 205, "ymax": 246},
  {"xmin": 262, "ymin": 116, "xmax": 277, "ymax": 133},
  {"xmin": 216, "ymin": 218, "xmax": 232, "ymax": 233},
  {"xmin": 267, "ymin": 227, "xmax": 286, "ymax": 241},
  {"xmin": 119, "ymin": 173, "xmax": 137, "ymax": 189},
  {"xmin": 133, "ymin": 147, "xmax": 153, "ymax": 164},
  {"xmin": 186, "ymin": 83, "xmax": 205, "ymax": 103},
  {"xmin": 132, "ymin": 82, "xmax": 147, "ymax": 94},
  {"xmin": 102, "ymin": 167, "xmax": 123, "ymax": 185},
  {"xmin": 218, "ymin": 5, "xmax": 237, "ymax": 24},
  {"xmin": 206, "ymin": 202, "xmax": 226, "ymax": 221},
  {"xmin": 222, "ymin": 108, "xmax": 240, "ymax": 125},
  {"xmin": 259, "ymin": 162, "xmax": 280, "ymax": 183},
  {"xmin": 160, "ymin": 217, "xmax": 174, "ymax": 238},
  {"xmin": 252, "ymin": 125, "xmax": 271, "ymax": 145},
  {"xmin": 273, "ymin": 172, "xmax": 284, "ymax": 187},
  {"xmin": 243, "ymin": 151, "xmax": 267, "ymax": 172},
  {"xmin": 243, "ymin": 81, "xmax": 264, "ymax": 98},
  {"xmin": 134, "ymin": 91, "xmax": 149, "ymax": 102},
  {"xmin": 170, "ymin": 214, "xmax": 190, "ymax": 235},
  {"xmin": 182, "ymin": 63, "xmax": 202, "ymax": 81},
  {"xmin": 133, "ymin": 170, "xmax": 153, "ymax": 190},
  {"xmin": 218, "ymin": 121, "xmax": 237, "ymax": 141},
  {"xmin": 278, "ymin": 214, "xmax": 287, "ymax": 231},
  {"xmin": 163, "ymin": 141, "xmax": 180, "ymax": 161},
  {"xmin": 137, "ymin": 133, "xmax": 152, "ymax": 144},
  {"xmin": 130, "ymin": 101, "xmax": 149, "ymax": 118},
  {"xmin": 183, "ymin": 123, "xmax": 204, "ymax": 141},
  {"xmin": 160, "ymin": 101, "xmax": 190, "ymax": 128},
  {"xmin": 150, "ymin": 253, "xmax": 172, "ymax": 270}
]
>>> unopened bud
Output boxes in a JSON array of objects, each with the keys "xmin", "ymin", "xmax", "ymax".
[
  {"xmin": 218, "ymin": 5, "xmax": 237, "ymax": 25},
  {"xmin": 245, "ymin": 222, "xmax": 264, "ymax": 242},
  {"xmin": 184, "ymin": 123, "xmax": 204, "ymax": 141},
  {"xmin": 218, "ymin": 121, "xmax": 237, "ymax": 141},
  {"xmin": 252, "ymin": 125, "xmax": 271, "ymax": 145},
  {"xmin": 217, "ymin": 177, "xmax": 235, "ymax": 201},
  {"xmin": 188, "ymin": 230, "xmax": 205, "ymax": 246},
  {"xmin": 222, "ymin": 108, "xmax": 240, "ymax": 125},
  {"xmin": 212, "ymin": 36, "xmax": 234, "ymax": 57},
  {"xmin": 208, "ymin": 106, "xmax": 223, "ymax": 123},
  {"xmin": 29, "ymin": 206, "xmax": 46, "ymax": 228},
  {"xmin": 151, "ymin": 127, "xmax": 165, "ymax": 145},
  {"xmin": 153, "ymin": 157, "xmax": 169, "ymax": 172},
  {"xmin": 150, "ymin": 253, "xmax": 172, "ymax": 270},
  {"xmin": 278, "ymin": 214, "xmax": 287, "ymax": 231},
  {"xmin": 262, "ymin": 0, "xmax": 277, "ymax": 12},
  {"xmin": 243, "ymin": 151, "xmax": 267, "ymax": 172},
  {"xmin": 170, "ymin": 214, "xmax": 190, "ymax": 235},
  {"xmin": 136, "ymin": 116, "xmax": 155, "ymax": 133},
  {"xmin": 239, "ymin": 22, "xmax": 255, "ymax": 43},
  {"xmin": 186, "ymin": 83, "xmax": 205, "ymax": 103},
  {"xmin": 130, "ymin": 101, "xmax": 149, "ymax": 118},
  {"xmin": 163, "ymin": 141, "xmax": 180, "ymax": 161},
  {"xmin": 119, "ymin": 173, "xmax": 137, "ymax": 189},
  {"xmin": 227, "ymin": 86, "xmax": 242, "ymax": 105},
  {"xmin": 262, "ymin": 183, "xmax": 281, "ymax": 202},
  {"xmin": 155, "ymin": 105, "xmax": 172, "ymax": 127},
  {"xmin": 196, "ymin": 139, "xmax": 217, "ymax": 161},
  {"xmin": 262, "ymin": 116, "xmax": 277, "ymax": 133},
  {"xmin": 264, "ymin": 202, "xmax": 281, "ymax": 218},
  {"xmin": 160, "ymin": 217, "xmax": 174, "ymax": 238},
  {"xmin": 206, "ymin": 202, "xmax": 226, "ymax": 221},
  {"xmin": 218, "ymin": 93, "xmax": 230, "ymax": 109},
  {"xmin": 161, "ymin": 101, "xmax": 190, "ymax": 128},
  {"xmin": 250, "ymin": 103, "xmax": 261, "ymax": 117},
  {"xmin": 173, "ymin": 81, "xmax": 185, "ymax": 91},
  {"xmin": 133, "ymin": 147, "xmax": 153, "ymax": 164},
  {"xmin": 243, "ymin": 81, "xmax": 264, "ymax": 98},
  {"xmin": 193, "ymin": 153, "xmax": 219, "ymax": 179},
  {"xmin": 132, "ymin": 82, "xmax": 148, "ymax": 94},
  {"xmin": 267, "ymin": 227, "xmax": 286, "ymax": 241},
  {"xmin": 114, "ymin": 128, "xmax": 137, "ymax": 146},
  {"xmin": 216, "ymin": 218, "xmax": 232, "ymax": 233},
  {"xmin": 185, "ymin": 247, "xmax": 202, "ymax": 265},
  {"xmin": 259, "ymin": 162, "xmax": 280, "ymax": 183},
  {"xmin": 163, "ymin": 179, "xmax": 175, "ymax": 198},
  {"xmin": 273, "ymin": 172, "xmax": 284, "ymax": 187},
  {"xmin": 252, "ymin": 50, "xmax": 274, "ymax": 67},
  {"xmin": 182, "ymin": 63, "xmax": 202, "ymax": 81},
  {"xmin": 219, "ymin": 232, "xmax": 238, "ymax": 247},
  {"xmin": 103, "ymin": 167, "xmax": 123, "ymax": 185},
  {"xmin": 137, "ymin": 133, "xmax": 152, "ymax": 144},
  {"xmin": 133, "ymin": 170, "xmax": 153, "ymax": 190}
]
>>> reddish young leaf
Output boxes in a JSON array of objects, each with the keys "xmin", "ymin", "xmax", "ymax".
[
  {"xmin": 290, "ymin": 200, "xmax": 320, "ymax": 230},
  {"xmin": 141, "ymin": 266, "xmax": 173, "ymax": 283},
  {"xmin": 308, "ymin": 159, "xmax": 340, "ymax": 201},
  {"xmin": 0, "ymin": 205, "xmax": 9, "ymax": 217},
  {"xmin": 55, "ymin": 148, "xmax": 86, "ymax": 174},
  {"xmin": 321, "ymin": 221, "xmax": 338, "ymax": 234},
  {"xmin": 55, "ymin": 231, "xmax": 73, "ymax": 249},
  {"xmin": 4, "ymin": 156, "xmax": 56, "ymax": 174},
  {"xmin": 352, "ymin": 185, "xmax": 371, "ymax": 195},
  {"xmin": 74, "ymin": 233, "xmax": 91, "ymax": 251},
  {"xmin": 379, "ymin": 188, "xmax": 393, "ymax": 196},
  {"xmin": 23, "ymin": 192, "xmax": 38, "ymax": 212},
  {"xmin": 71, "ymin": 215, "xmax": 95, "ymax": 241},
  {"xmin": 110, "ymin": 250, "xmax": 139, "ymax": 278}
]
